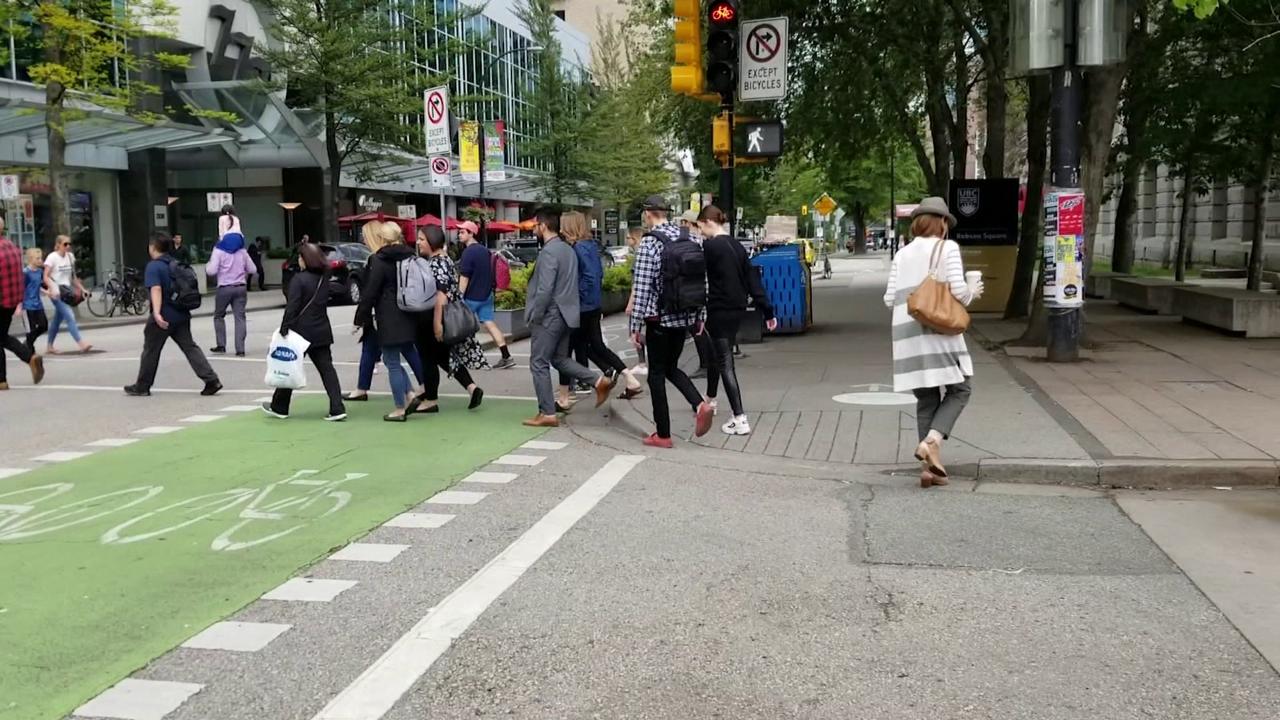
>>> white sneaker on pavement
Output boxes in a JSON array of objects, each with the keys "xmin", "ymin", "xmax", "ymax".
[{"xmin": 722, "ymin": 414, "xmax": 751, "ymax": 435}]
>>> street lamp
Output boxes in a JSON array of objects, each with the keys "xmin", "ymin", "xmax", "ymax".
[
  {"xmin": 279, "ymin": 202, "xmax": 302, "ymax": 246},
  {"xmin": 476, "ymin": 45, "xmax": 543, "ymax": 241}
]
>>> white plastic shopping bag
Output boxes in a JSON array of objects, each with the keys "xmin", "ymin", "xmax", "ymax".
[{"xmin": 264, "ymin": 329, "xmax": 311, "ymax": 389}]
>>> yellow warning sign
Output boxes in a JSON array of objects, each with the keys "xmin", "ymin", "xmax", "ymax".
[{"xmin": 814, "ymin": 192, "xmax": 838, "ymax": 217}]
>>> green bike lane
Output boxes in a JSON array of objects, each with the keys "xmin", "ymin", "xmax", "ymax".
[{"xmin": 0, "ymin": 396, "xmax": 541, "ymax": 720}]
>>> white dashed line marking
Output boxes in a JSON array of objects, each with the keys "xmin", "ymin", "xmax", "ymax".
[
  {"xmin": 84, "ymin": 438, "xmax": 139, "ymax": 448},
  {"xmin": 0, "ymin": 468, "xmax": 31, "ymax": 480},
  {"xmin": 32, "ymin": 451, "xmax": 93, "ymax": 463},
  {"xmin": 219, "ymin": 404, "xmax": 260, "ymax": 412},
  {"xmin": 262, "ymin": 578, "xmax": 358, "ymax": 603},
  {"xmin": 179, "ymin": 414, "xmax": 226, "ymax": 423},
  {"xmin": 492, "ymin": 454, "xmax": 546, "ymax": 466},
  {"xmin": 462, "ymin": 471, "xmax": 519, "ymax": 485},
  {"xmin": 425, "ymin": 490, "xmax": 489, "ymax": 505},
  {"xmin": 383, "ymin": 512, "xmax": 455, "ymax": 529},
  {"xmin": 133, "ymin": 426, "xmax": 184, "ymax": 435},
  {"xmin": 182, "ymin": 621, "xmax": 292, "ymax": 652},
  {"xmin": 521, "ymin": 440, "xmax": 568, "ymax": 451},
  {"xmin": 330, "ymin": 543, "xmax": 410, "ymax": 563},
  {"xmin": 74, "ymin": 678, "xmax": 204, "ymax": 720}
]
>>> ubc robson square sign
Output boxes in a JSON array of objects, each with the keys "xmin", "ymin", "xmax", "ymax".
[{"xmin": 739, "ymin": 17, "xmax": 788, "ymax": 101}]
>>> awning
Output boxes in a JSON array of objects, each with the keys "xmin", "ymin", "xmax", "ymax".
[
  {"xmin": 485, "ymin": 221, "xmax": 519, "ymax": 234},
  {"xmin": 0, "ymin": 96, "xmax": 233, "ymax": 155}
]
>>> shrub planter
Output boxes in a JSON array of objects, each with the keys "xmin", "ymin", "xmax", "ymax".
[
  {"xmin": 263, "ymin": 262, "xmax": 284, "ymax": 289},
  {"xmin": 601, "ymin": 290, "xmax": 628, "ymax": 315},
  {"xmin": 494, "ymin": 308, "xmax": 530, "ymax": 341}
]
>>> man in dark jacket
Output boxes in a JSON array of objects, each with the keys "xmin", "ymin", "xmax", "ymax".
[
  {"xmin": 248, "ymin": 237, "xmax": 266, "ymax": 291},
  {"xmin": 262, "ymin": 242, "xmax": 345, "ymax": 420}
]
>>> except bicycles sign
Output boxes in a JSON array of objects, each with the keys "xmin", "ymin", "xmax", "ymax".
[
  {"xmin": 740, "ymin": 17, "xmax": 788, "ymax": 101},
  {"xmin": 424, "ymin": 85, "xmax": 451, "ymax": 156}
]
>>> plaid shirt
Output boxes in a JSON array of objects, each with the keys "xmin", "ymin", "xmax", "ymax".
[
  {"xmin": 628, "ymin": 222, "xmax": 706, "ymax": 333},
  {"xmin": 0, "ymin": 236, "xmax": 24, "ymax": 309}
]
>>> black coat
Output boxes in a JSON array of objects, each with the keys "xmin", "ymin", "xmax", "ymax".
[
  {"xmin": 280, "ymin": 268, "xmax": 335, "ymax": 346},
  {"xmin": 354, "ymin": 243, "xmax": 418, "ymax": 346},
  {"xmin": 704, "ymin": 234, "xmax": 775, "ymax": 319}
]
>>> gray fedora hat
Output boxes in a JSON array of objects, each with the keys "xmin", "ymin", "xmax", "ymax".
[{"xmin": 910, "ymin": 196, "xmax": 957, "ymax": 228}]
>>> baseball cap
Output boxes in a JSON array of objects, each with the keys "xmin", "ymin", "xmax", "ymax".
[
  {"xmin": 641, "ymin": 195, "xmax": 670, "ymax": 212},
  {"xmin": 680, "ymin": 209, "xmax": 699, "ymax": 224},
  {"xmin": 457, "ymin": 220, "xmax": 480, "ymax": 234}
]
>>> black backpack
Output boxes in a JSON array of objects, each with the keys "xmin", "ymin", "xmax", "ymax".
[
  {"xmin": 167, "ymin": 259, "xmax": 203, "ymax": 311},
  {"xmin": 652, "ymin": 232, "xmax": 707, "ymax": 313}
]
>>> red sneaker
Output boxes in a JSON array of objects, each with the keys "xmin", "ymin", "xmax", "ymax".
[
  {"xmin": 642, "ymin": 433, "xmax": 674, "ymax": 449},
  {"xmin": 694, "ymin": 401, "xmax": 714, "ymax": 437}
]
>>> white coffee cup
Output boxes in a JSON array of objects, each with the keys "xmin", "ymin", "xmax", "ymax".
[{"xmin": 965, "ymin": 270, "xmax": 983, "ymax": 296}]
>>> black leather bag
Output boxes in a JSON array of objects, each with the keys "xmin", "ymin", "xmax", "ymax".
[
  {"xmin": 59, "ymin": 285, "xmax": 84, "ymax": 307},
  {"xmin": 440, "ymin": 300, "xmax": 479, "ymax": 345}
]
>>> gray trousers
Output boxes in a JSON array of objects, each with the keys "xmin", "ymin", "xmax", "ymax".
[
  {"xmin": 213, "ymin": 285, "xmax": 248, "ymax": 353},
  {"xmin": 529, "ymin": 310, "xmax": 598, "ymax": 416},
  {"xmin": 913, "ymin": 379, "xmax": 972, "ymax": 441}
]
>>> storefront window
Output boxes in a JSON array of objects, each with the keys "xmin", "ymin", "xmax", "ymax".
[{"xmin": 1, "ymin": 167, "xmax": 97, "ymax": 278}]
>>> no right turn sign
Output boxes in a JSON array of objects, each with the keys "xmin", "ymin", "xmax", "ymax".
[{"xmin": 740, "ymin": 17, "xmax": 788, "ymax": 101}]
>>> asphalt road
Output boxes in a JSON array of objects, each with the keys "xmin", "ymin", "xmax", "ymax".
[{"xmin": 0, "ymin": 258, "xmax": 1276, "ymax": 720}]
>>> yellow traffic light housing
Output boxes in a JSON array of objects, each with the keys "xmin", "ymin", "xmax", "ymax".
[
  {"xmin": 713, "ymin": 112, "xmax": 730, "ymax": 157},
  {"xmin": 671, "ymin": 0, "xmax": 704, "ymax": 96}
]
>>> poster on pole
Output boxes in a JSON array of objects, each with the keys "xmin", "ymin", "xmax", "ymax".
[
  {"xmin": 484, "ymin": 121, "xmax": 505, "ymax": 182},
  {"xmin": 0, "ymin": 174, "xmax": 18, "ymax": 200},
  {"xmin": 459, "ymin": 122, "xmax": 480, "ymax": 182},
  {"xmin": 424, "ymin": 86, "xmax": 451, "ymax": 156},
  {"xmin": 1043, "ymin": 191, "xmax": 1085, "ymax": 308}
]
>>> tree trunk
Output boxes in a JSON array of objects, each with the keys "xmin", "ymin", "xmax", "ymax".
[
  {"xmin": 982, "ymin": 4, "xmax": 1009, "ymax": 178},
  {"xmin": 44, "ymin": 42, "xmax": 70, "ymax": 242},
  {"xmin": 926, "ymin": 73, "xmax": 953, "ymax": 195},
  {"xmin": 1081, "ymin": 64, "xmax": 1127, "ymax": 266},
  {"xmin": 1175, "ymin": 168, "xmax": 1194, "ymax": 282},
  {"xmin": 1111, "ymin": 105, "xmax": 1148, "ymax": 274},
  {"xmin": 323, "ymin": 110, "xmax": 341, "ymax": 245},
  {"xmin": 952, "ymin": 32, "xmax": 969, "ymax": 179},
  {"xmin": 853, "ymin": 202, "xmax": 868, "ymax": 255},
  {"xmin": 1246, "ymin": 103, "xmax": 1277, "ymax": 290},
  {"xmin": 1007, "ymin": 76, "xmax": 1050, "ymax": 319}
]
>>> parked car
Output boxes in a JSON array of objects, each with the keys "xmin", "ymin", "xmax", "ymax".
[{"xmin": 280, "ymin": 242, "xmax": 371, "ymax": 304}]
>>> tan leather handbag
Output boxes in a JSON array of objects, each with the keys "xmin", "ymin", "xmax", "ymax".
[{"xmin": 907, "ymin": 240, "xmax": 970, "ymax": 335}]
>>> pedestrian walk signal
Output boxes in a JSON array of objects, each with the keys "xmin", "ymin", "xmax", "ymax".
[{"xmin": 670, "ymin": 0, "xmax": 704, "ymax": 96}]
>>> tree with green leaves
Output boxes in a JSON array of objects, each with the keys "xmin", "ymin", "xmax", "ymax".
[
  {"xmin": 517, "ymin": 0, "xmax": 590, "ymax": 205},
  {"xmin": 255, "ymin": 0, "xmax": 473, "ymax": 242},
  {"xmin": 1, "ymin": 0, "xmax": 197, "ymax": 239}
]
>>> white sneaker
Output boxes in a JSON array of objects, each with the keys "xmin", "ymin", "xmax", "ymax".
[
  {"xmin": 631, "ymin": 364, "xmax": 648, "ymax": 378},
  {"xmin": 721, "ymin": 415, "xmax": 751, "ymax": 435}
]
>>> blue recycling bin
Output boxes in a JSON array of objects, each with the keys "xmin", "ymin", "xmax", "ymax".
[{"xmin": 751, "ymin": 244, "xmax": 811, "ymax": 334}]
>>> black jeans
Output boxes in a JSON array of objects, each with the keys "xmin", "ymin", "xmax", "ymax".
[
  {"xmin": 134, "ymin": 318, "xmax": 219, "ymax": 390},
  {"xmin": 705, "ymin": 310, "xmax": 745, "ymax": 417},
  {"xmin": 562, "ymin": 309, "xmax": 626, "ymax": 385},
  {"xmin": 690, "ymin": 324, "xmax": 713, "ymax": 369},
  {"xmin": 0, "ymin": 305, "xmax": 34, "ymax": 384},
  {"xmin": 271, "ymin": 344, "xmax": 345, "ymax": 416},
  {"xmin": 25, "ymin": 308, "xmax": 47, "ymax": 352},
  {"xmin": 414, "ymin": 322, "xmax": 473, "ymax": 401},
  {"xmin": 646, "ymin": 323, "xmax": 703, "ymax": 439}
]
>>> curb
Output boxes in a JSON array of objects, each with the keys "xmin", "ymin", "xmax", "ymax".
[{"xmin": 79, "ymin": 298, "xmax": 288, "ymax": 331}]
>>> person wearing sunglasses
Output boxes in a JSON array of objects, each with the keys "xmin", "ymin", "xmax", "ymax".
[{"xmin": 43, "ymin": 235, "xmax": 91, "ymax": 354}]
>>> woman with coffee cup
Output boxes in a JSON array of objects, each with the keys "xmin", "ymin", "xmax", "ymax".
[{"xmin": 882, "ymin": 197, "xmax": 984, "ymax": 488}]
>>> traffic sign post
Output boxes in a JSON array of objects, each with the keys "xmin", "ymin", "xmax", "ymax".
[
  {"xmin": 424, "ymin": 86, "xmax": 451, "ymax": 156},
  {"xmin": 430, "ymin": 156, "xmax": 452, "ymax": 189},
  {"xmin": 814, "ymin": 193, "xmax": 838, "ymax": 217},
  {"xmin": 740, "ymin": 17, "xmax": 788, "ymax": 101}
]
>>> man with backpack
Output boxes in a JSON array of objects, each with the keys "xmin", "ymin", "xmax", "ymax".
[
  {"xmin": 125, "ymin": 233, "xmax": 221, "ymax": 397},
  {"xmin": 456, "ymin": 220, "xmax": 515, "ymax": 368},
  {"xmin": 629, "ymin": 196, "xmax": 714, "ymax": 448}
]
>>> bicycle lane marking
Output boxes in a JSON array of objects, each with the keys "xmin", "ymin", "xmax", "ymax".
[{"xmin": 0, "ymin": 394, "xmax": 544, "ymax": 720}]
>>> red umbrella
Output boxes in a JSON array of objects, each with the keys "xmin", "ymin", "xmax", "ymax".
[
  {"xmin": 485, "ymin": 221, "xmax": 519, "ymax": 233},
  {"xmin": 414, "ymin": 213, "xmax": 443, "ymax": 227}
]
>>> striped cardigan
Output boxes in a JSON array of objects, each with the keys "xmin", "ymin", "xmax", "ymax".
[{"xmin": 882, "ymin": 237, "xmax": 975, "ymax": 392}]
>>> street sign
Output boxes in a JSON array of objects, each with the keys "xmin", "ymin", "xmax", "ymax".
[
  {"xmin": 397, "ymin": 204, "xmax": 417, "ymax": 219},
  {"xmin": 604, "ymin": 209, "xmax": 619, "ymax": 237},
  {"xmin": 814, "ymin": 193, "xmax": 838, "ymax": 217},
  {"xmin": 152, "ymin": 205, "xmax": 168, "ymax": 228},
  {"xmin": 740, "ymin": 120, "xmax": 783, "ymax": 158},
  {"xmin": 424, "ymin": 86, "xmax": 451, "ymax": 155},
  {"xmin": 0, "ymin": 174, "xmax": 17, "ymax": 200},
  {"xmin": 206, "ymin": 192, "xmax": 232, "ymax": 213},
  {"xmin": 430, "ymin": 155, "xmax": 452, "ymax": 188},
  {"xmin": 739, "ymin": 17, "xmax": 788, "ymax": 101}
]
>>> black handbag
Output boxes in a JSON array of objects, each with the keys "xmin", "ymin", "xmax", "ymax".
[
  {"xmin": 59, "ymin": 284, "xmax": 84, "ymax": 307},
  {"xmin": 440, "ymin": 300, "xmax": 479, "ymax": 345}
]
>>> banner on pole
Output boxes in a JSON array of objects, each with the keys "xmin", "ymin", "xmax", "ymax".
[
  {"xmin": 484, "ymin": 121, "xmax": 505, "ymax": 182},
  {"xmin": 459, "ymin": 122, "xmax": 480, "ymax": 182}
]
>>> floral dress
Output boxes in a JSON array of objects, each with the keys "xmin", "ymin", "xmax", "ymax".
[{"xmin": 428, "ymin": 255, "xmax": 490, "ymax": 374}]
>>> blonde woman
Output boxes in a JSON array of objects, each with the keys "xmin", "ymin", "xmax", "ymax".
[
  {"xmin": 352, "ymin": 221, "xmax": 420, "ymax": 421},
  {"xmin": 43, "ymin": 235, "xmax": 91, "ymax": 354},
  {"xmin": 883, "ymin": 197, "xmax": 984, "ymax": 488}
]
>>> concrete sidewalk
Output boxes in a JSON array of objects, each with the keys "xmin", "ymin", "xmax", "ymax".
[
  {"xmin": 74, "ymin": 288, "xmax": 288, "ymax": 330},
  {"xmin": 606, "ymin": 254, "xmax": 1280, "ymax": 488}
]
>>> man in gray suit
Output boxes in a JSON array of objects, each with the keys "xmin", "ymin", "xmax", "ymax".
[{"xmin": 523, "ymin": 208, "xmax": 611, "ymax": 427}]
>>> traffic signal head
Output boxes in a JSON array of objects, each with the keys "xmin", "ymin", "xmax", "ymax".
[
  {"xmin": 670, "ymin": 0, "xmax": 704, "ymax": 96},
  {"xmin": 706, "ymin": 0, "xmax": 739, "ymax": 99}
]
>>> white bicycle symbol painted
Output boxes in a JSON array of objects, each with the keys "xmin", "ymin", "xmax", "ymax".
[{"xmin": 0, "ymin": 469, "xmax": 366, "ymax": 551}]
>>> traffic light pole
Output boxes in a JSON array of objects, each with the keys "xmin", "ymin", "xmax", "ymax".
[
  {"xmin": 1047, "ymin": 0, "xmax": 1082, "ymax": 362},
  {"xmin": 720, "ymin": 101, "xmax": 735, "ymax": 235}
]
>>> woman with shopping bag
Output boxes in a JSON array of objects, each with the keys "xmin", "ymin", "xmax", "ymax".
[
  {"xmin": 882, "ymin": 197, "xmax": 983, "ymax": 488},
  {"xmin": 262, "ymin": 243, "xmax": 346, "ymax": 421}
]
